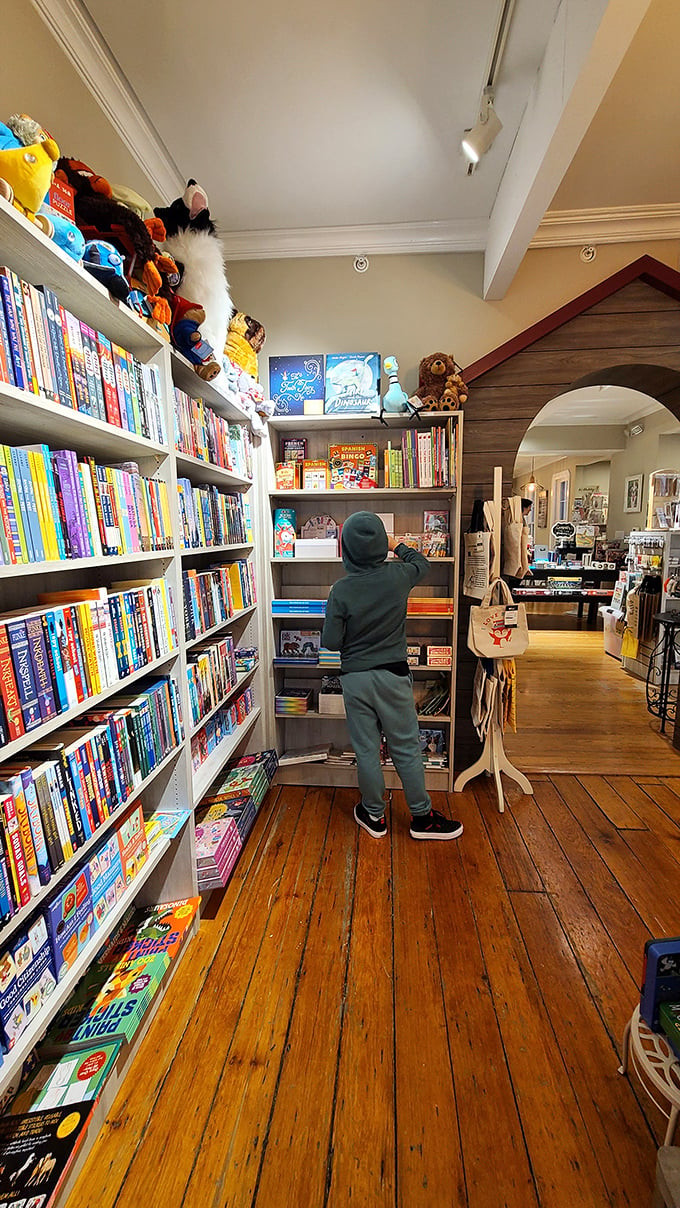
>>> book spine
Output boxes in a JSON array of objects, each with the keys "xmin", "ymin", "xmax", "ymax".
[
  {"xmin": 26, "ymin": 448, "xmax": 56, "ymax": 561},
  {"xmin": 0, "ymin": 456, "xmax": 19, "ymax": 563},
  {"xmin": 80, "ymin": 322, "xmax": 104, "ymax": 422},
  {"xmin": 40, "ymin": 287, "xmax": 72, "ymax": 407},
  {"xmin": 1, "ymin": 792, "xmax": 31, "ymax": 905},
  {"xmin": 33, "ymin": 767, "xmax": 65, "ymax": 870},
  {"xmin": 95, "ymin": 332, "xmax": 122, "ymax": 426},
  {"xmin": 84, "ymin": 322, "xmax": 107, "ymax": 422},
  {"xmin": 112, "ymin": 344, "xmax": 134, "ymax": 430},
  {"xmin": 58, "ymin": 304, "xmax": 78, "ymax": 407},
  {"xmin": 64, "ymin": 310, "xmax": 91, "ymax": 413},
  {"xmin": 78, "ymin": 461, "xmax": 103, "ymax": 557},
  {"xmin": 40, "ymin": 444, "xmax": 68, "ymax": 560},
  {"xmin": 0, "ymin": 269, "xmax": 25, "ymax": 389},
  {"xmin": 0, "ymin": 285, "xmax": 15, "ymax": 386},
  {"xmin": 25, "ymin": 612, "xmax": 57, "ymax": 722},
  {"xmin": 62, "ymin": 606, "xmax": 86, "ymax": 703},
  {"xmin": 0, "ymin": 623, "xmax": 25, "ymax": 742},
  {"xmin": 133, "ymin": 358, "xmax": 151, "ymax": 439},
  {"xmin": 14, "ymin": 277, "xmax": 40, "ymax": 395},
  {"xmin": 44, "ymin": 763, "xmax": 74, "ymax": 860},
  {"xmin": 8, "ymin": 446, "xmax": 35, "ymax": 561},
  {"xmin": 41, "ymin": 610, "xmax": 69, "ymax": 714},
  {"xmin": 32, "ymin": 286, "xmax": 59, "ymax": 402},
  {"xmin": 65, "ymin": 747, "xmax": 95, "ymax": 839},
  {"xmin": 54, "ymin": 756, "xmax": 85, "ymax": 849},
  {"xmin": 125, "ymin": 350, "xmax": 143, "ymax": 435},
  {"xmin": 0, "ymin": 774, "xmax": 40, "ymax": 895},
  {"xmin": 6, "ymin": 618, "xmax": 41, "ymax": 732}
]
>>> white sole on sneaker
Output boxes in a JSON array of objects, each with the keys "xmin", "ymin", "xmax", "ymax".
[
  {"xmin": 354, "ymin": 804, "xmax": 387, "ymax": 838},
  {"xmin": 409, "ymin": 822, "xmax": 464, "ymax": 840}
]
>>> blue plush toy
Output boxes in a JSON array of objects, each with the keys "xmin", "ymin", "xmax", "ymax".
[
  {"xmin": 38, "ymin": 205, "xmax": 84, "ymax": 262},
  {"xmin": 82, "ymin": 239, "xmax": 130, "ymax": 303},
  {"xmin": 382, "ymin": 355, "xmax": 409, "ymax": 413}
]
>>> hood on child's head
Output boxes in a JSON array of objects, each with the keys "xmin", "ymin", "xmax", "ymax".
[{"xmin": 341, "ymin": 511, "xmax": 388, "ymax": 573}]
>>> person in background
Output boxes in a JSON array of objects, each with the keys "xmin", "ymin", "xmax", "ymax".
[
  {"xmin": 504, "ymin": 497, "xmax": 534, "ymax": 594},
  {"xmin": 321, "ymin": 511, "xmax": 463, "ymax": 841}
]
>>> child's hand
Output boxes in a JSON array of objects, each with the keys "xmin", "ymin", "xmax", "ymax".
[{"xmin": 387, "ymin": 536, "xmax": 400, "ymax": 553}]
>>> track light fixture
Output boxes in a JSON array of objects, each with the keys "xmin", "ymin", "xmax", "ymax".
[{"xmin": 462, "ymin": 88, "xmax": 503, "ymax": 166}]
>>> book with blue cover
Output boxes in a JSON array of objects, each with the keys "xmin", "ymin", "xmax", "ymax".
[
  {"xmin": 269, "ymin": 355, "xmax": 324, "ymax": 415},
  {"xmin": 324, "ymin": 353, "xmax": 380, "ymax": 416}
]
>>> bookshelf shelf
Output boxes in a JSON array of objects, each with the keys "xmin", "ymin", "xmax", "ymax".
[
  {"xmin": 191, "ymin": 706, "xmax": 262, "ymax": 806},
  {"xmin": 170, "ymin": 350, "xmax": 250, "ymax": 423},
  {"xmin": 184, "ymin": 603, "xmax": 257, "ymax": 650},
  {"xmin": 181, "ymin": 542, "xmax": 254, "ymax": 558},
  {"xmin": 0, "ymin": 547, "xmax": 175, "ymax": 579},
  {"xmin": 270, "ymin": 556, "xmax": 456, "ymax": 564},
  {"xmin": 275, "ymin": 762, "xmax": 450, "ymax": 790},
  {"xmin": 269, "ymin": 411, "xmax": 460, "ymax": 432},
  {"xmin": 269, "ymin": 488, "xmax": 456, "ymax": 499},
  {"xmin": 0, "ymin": 382, "xmax": 168, "ymax": 462},
  {"xmin": 0, "ymin": 195, "xmax": 165, "ymax": 360},
  {"xmin": 175, "ymin": 450, "xmax": 252, "ymax": 491},
  {"xmin": 189, "ymin": 664, "xmax": 259, "ymax": 738},
  {"xmin": 0, "ymin": 744, "xmax": 183, "ymax": 948},
  {"xmin": 0, "ymin": 648, "xmax": 179, "ymax": 764},
  {"xmin": 0, "ymin": 820, "xmax": 187, "ymax": 1103}
]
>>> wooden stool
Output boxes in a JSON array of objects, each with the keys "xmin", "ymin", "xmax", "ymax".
[
  {"xmin": 619, "ymin": 1006, "xmax": 680, "ymax": 1146},
  {"xmin": 653, "ymin": 1148, "xmax": 680, "ymax": 1208}
]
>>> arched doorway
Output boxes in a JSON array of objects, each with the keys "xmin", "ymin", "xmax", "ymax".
[
  {"xmin": 503, "ymin": 382, "xmax": 679, "ymax": 774},
  {"xmin": 457, "ymin": 255, "xmax": 680, "ymax": 771}
]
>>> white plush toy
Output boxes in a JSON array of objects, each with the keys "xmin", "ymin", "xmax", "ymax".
[{"xmin": 154, "ymin": 180, "xmax": 232, "ymax": 362}]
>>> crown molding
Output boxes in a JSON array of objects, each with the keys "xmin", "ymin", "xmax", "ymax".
[
  {"xmin": 532, "ymin": 204, "xmax": 680, "ymax": 248},
  {"xmin": 218, "ymin": 219, "xmax": 488, "ymax": 261},
  {"xmin": 30, "ymin": 0, "xmax": 184, "ymax": 202}
]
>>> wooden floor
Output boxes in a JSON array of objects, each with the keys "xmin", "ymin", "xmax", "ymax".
[
  {"xmin": 70, "ymin": 771, "xmax": 680, "ymax": 1208},
  {"xmin": 504, "ymin": 626, "xmax": 680, "ymax": 775}
]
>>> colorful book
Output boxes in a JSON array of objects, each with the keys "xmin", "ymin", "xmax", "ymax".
[
  {"xmin": 269, "ymin": 355, "xmax": 324, "ymax": 415},
  {"xmin": 327, "ymin": 443, "xmax": 378, "ymax": 489},
  {"xmin": 324, "ymin": 353, "xmax": 380, "ymax": 416}
]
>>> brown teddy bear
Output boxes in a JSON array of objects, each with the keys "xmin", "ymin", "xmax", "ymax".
[{"xmin": 410, "ymin": 353, "xmax": 468, "ymax": 412}]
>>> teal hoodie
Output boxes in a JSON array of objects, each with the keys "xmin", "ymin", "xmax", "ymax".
[{"xmin": 321, "ymin": 511, "xmax": 429, "ymax": 672}]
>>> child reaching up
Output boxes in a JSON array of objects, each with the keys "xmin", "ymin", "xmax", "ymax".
[{"xmin": 321, "ymin": 511, "xmax": 462, "ymax": 841}]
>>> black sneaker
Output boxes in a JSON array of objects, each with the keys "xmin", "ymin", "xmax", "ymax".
[
  {"xmin": 410, "ymin": 810, "xmax": 463, "ymax": 840},
  {"xmin": 354, "ymin": 802, "xmax": 387, "ymax": 838}
]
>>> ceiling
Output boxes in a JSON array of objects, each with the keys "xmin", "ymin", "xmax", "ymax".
[{"xmin": 13, "ymin": 0, "xmax": 678, "ymax": 297}]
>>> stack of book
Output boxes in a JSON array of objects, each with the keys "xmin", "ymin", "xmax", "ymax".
[
  {"xmin": 234, "ymin": 646, "xmax": 258, "ymax": 672},
  {"xmin": 275, "ymin": 688, "xmax": 313, "ymax": 716},
  {"xmin": 0, "ymin": 444, "xmax": 173, "ymax": 566},
  {"xmin": 177, "ymin": 481, "xmax": 249, "ymax": 550},
  {"xmin": 0, "ymin": 265, "xmax": 166, "ymax": 442},
  {"xmin": 0, "ymin": 676, "xmax": 183, "ymax": 919},
  {"xmin": 182, "ymin": 559, "xmax": 257, "ymax": 642},
  {"xmin": 186, "ymin": 633, "xmax": 237, "ymax": 730},
  {"xmin": 407, "ymin": 596, "xmax": 454, "ymax": 615},
  {"xmin": 174, "ymin": 388, "xmax": 253, "ymax": 480},
  {"xmin": 271, "ymin": 599, "xmax": 326, "ymax": 617},
  {"xmin": 318, "ymin": 647, "xmax": 341, "ymax": 669},
  {"xmin": 0, "ymin": 580, "xmax": 178, "ymax": 748},
  {"xmin": 190, "ymin": 685, "xmax": 256, "ymax": 773},
  {"xmin": 194, "ymin": 815, "xmax": 242, "ymax": 891},
  {"xmin": 197, "ymin": 790, "xmax": 257, "ymax": 843},
  {"xmin": 205, "ymin": 750, "xmax": 278, "ymax": 813}
]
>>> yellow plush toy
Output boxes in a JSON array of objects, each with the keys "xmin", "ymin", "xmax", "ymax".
[
  {"xmin": 224, "ymin": 311, "xmax": 265, "ymax": 381},
  {"xmin": 0, "ymin": 136, "xmax": 59, "ymax": 233}
]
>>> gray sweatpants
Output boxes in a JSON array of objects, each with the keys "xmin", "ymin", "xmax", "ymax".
[{"xmin": 341, "ymin": 668, "xmax": 431, "ymax": 818}]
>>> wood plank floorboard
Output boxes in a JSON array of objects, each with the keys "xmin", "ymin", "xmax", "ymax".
[{"xmin": 70, "ymin": 771, "xmax": 680, "ymax": 1208}]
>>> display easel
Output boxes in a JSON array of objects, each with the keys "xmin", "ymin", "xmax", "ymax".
[{"xmin": 454, "ymin": 467, "xmax": 534, "ymax": 812}]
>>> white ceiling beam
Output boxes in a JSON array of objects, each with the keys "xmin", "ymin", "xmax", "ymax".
[
  {"xmin": 483, "ymin": 0, "xmax": 654, "ymax": 300},
  {"xmin": 29, "ymin": 0, "xmax": 184, "ymax": 202}
]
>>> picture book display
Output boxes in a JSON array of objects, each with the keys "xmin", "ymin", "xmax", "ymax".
[
  {"xmin": 269, "ymin": 355, "xmax": 325, "ymax": 416},
  {"xmin": 324, "ymin": 354, "xmax": 380, "ymax": 416},
  {"xmin": 96, "ymin": 897, "xmax": 201, "ymax": 967},
  {"xmin": 273, "ymin": 508, "xmax": 296, "ymax": 558},
  {"xmin": 278, "ymin": 630, "xmax": 321, "ymax": 660},
  {"xmin": 327, "ymin": 444, "xmax": 378, "ymax": 490},
  {"xmin": 8, "ymin": 1042, "xmax": 121, "ymax": 1113},
  {"xmin": 280, "ymin": 438, "xmax": 307, "ymax": 463}
]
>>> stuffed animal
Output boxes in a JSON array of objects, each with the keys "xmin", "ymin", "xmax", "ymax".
[
  {"xmin": 409, "ymin": 352, "xmax": 468, "ymax": 412},
  {"xmin": 83, "ymin": 240, "xmax": 130, "ymax": 303},
  {"xmin": 55, "ymin": 157, "xmax": 175, "ymax": 322},
  {"xmin": 167, "ymin": 293, "xmax": 220, "ymax": 381},
  {"xmin": 110, "ymin": 182, "xmax": 154, "ymax": 221},
  {"xmin": 39, "ymin": 205, "xmax": 85, "ymax": 261},
  {"xmin": 154, "ymin": 179, "xmax": 233, "ymax": 362},
  {"xmin": 382, "ymin": 355, "xmax": 409, "ymax": 414},
  {"xmin": 224, "ymin": 311, "xmax": 265, "ymax": 380},
  {"xmin": 0, "ymin": 135, "xmax": 58, "ymax": 234}
]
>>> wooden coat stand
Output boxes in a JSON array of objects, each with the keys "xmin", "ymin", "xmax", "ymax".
[{"xmin": 454, "ymin": 467, "xmax": 533, "ymax": 812}]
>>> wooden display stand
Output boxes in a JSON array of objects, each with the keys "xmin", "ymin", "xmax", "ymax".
[{"xmin": 453, "ymin": 467, "xmax": 533, "ymax": 812}]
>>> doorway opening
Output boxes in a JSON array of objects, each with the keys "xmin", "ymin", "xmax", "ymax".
[{"xmin": 503, "ymin": 381, "xmax": 680, "ymax": 776}]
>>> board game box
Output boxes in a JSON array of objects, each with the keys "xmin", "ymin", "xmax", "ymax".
[{"xmin": 327, "ymin": 444, "xmax": 378, "ymax": 490}]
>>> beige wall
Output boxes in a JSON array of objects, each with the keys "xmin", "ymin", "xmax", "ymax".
[
  {"xmin": 608, "ymin": 409, "xmax": 680, "ymax": 534},
  {"xmin": 228, "ymin": 240, "xmax": 680, "ymax": 398}
]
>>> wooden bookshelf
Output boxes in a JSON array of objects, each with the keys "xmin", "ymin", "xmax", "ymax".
[
  {"xmin": 175, "ymin": 450, "xmax": 252, "ymax": 492},
  {"xmin": 191, "ymin": 706, "xmax": 262, "ymax": 806}
]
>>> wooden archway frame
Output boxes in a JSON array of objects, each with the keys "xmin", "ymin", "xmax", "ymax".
[{"xmin": 455, "ymin": 255, "xmax": 680, "ymax": 768}]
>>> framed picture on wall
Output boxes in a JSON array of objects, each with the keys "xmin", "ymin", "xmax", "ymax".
[
  {"xmin": 624, "ymin": 474, "xmax": 643, "ymax": 513},
  {"xmin": 536, "ymin": 488, "xmax": 548, "ymax": 528}
]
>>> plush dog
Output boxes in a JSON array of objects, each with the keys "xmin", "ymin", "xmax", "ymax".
[{"xmin": 155, "ymin": 179, "xmax": 233, "ymax": 362}]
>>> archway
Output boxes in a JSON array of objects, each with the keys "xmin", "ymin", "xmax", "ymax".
[{"xmin": 457, "ymin": 255, "xmax": 680, "ymax": 770}]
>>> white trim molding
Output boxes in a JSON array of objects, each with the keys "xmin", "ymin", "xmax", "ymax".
[
  {"xmin": 532, "ymin": 204, "xmax": 680, "ymax": 248},
  {"xmin": 217, "ymin": 219, "xmax": 488, "ymax": 261},
  {"xmin": 30, "ymin": 0, "xmax": 184, "ymax": 202}
]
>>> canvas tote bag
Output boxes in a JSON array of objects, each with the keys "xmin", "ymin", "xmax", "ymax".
[{"xmin": 467, "ymin": 577, "xmax": 530, "ymax": 658}]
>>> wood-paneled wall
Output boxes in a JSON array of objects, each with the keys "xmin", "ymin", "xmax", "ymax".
[{"xmin": 456, "ymin": 268, "xmax": 680, "ymax": 768}]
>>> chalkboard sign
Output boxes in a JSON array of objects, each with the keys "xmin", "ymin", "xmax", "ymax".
[{"xmin": 551, "ymin": 522, "xmax": 576, "ymax": 540}]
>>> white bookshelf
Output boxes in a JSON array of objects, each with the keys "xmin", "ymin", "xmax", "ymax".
[
  {"xmin": 0, "ymin": 200, "xmax": 265, "ymax": 1148},
  {"xmin": 262, "ymin": 410, "xmax": 463, "ymax": 790}
]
